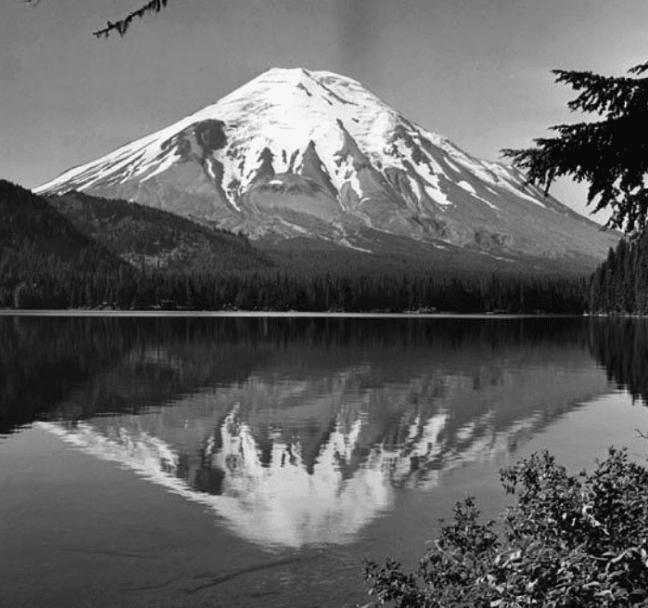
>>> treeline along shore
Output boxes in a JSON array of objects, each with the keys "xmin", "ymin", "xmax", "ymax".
[
  {"xmin": 0, "ymin": 267, "xmax": 589, "ymax": 313},
  {"xmin": 2, "ymin": 178, "xmax": 645, "ymax": 315}
]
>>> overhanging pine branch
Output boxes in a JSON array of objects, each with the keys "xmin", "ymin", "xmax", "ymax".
[
  {"xmin": 93, "ymin": 0, "xmax": 170, "ymax": 39},
  {"xmin": 503, "ymin": 60, "xmax": 648, "ymax": 233}
]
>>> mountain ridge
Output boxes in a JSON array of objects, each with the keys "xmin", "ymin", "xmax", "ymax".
[
  {"xmin": 0, "ymin": 180, "xmax": 125, "ymax": 275},
  {"xmin": 35, "ymin": 67, "xmax": 618, "ymax": 270},
  {"xmin": 47, "ymin": 191, "xmax": 274, "ymax": 273}
]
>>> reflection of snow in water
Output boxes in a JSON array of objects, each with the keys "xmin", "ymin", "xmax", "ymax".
[
  {"xmin": 38, "ymin": 416, "xmax": 393, "ymax": 549},
  {"xmin": 37, "ymin": 399, "xmax": 541, "ymax": 548}
]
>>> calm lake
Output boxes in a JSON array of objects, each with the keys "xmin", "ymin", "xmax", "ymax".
[{"xmin": 1, "ymin": 315, "xmax": 648, "ymax": 608}]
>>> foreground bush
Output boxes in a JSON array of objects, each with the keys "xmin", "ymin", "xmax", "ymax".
[{"xmin": 365, "ymin": 449, "xmax": 648, "ymax": 607}]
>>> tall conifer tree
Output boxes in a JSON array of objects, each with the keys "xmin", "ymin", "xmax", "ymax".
[{"xmin": 504, "ymin": 61, "xmax": 648, "ymax": 235}]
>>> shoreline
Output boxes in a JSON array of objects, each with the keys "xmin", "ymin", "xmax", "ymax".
[{"xmin": 0, "ymin": 309, "xmax": 583, "ymax": 319}]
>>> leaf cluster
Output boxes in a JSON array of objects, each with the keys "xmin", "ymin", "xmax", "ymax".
[
  {"xmin": 365, "ymin": 448, "xmax": 648, "ymax": 607},
  {"xmin": 503, "ymin": 62, "xmax": 648, "ymax": 235}
]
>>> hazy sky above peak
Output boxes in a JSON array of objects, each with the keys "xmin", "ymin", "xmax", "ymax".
[{"xmin": 2, "ymin": 0, "xmax": 647, "ymax": 222}]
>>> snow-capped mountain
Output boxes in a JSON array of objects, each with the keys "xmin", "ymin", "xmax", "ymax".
[{"xmin": 36, "ymin": 67, "xmax": 617, "ymax": 262}]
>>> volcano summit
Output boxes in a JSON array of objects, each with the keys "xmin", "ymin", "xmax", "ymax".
[{"xmin": 36, "ymin": 67, "xmax": 617, "ymax": 266}]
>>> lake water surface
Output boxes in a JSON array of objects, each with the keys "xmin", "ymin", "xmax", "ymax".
[{"xmin": 1, "ymin": 315, "xmax": 648, "ymax": 608}]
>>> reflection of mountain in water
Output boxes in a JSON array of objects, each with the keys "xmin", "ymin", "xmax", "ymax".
[
  {"xmin": 41, "ymin": 412, "xmax": 393, "ymax": 548},
  {"xmin": 588, "ymin": 318, "xmax": 648, "ymax": 406},
  {"xmin": 21, "ymin": 316, "xmax": 617, "ymax": 548}
]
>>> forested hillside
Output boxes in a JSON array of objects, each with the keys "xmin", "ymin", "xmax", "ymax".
[
  {"xmin": 589, "ymin": 232, "xmax": 648, "ymax": 314},
  {"xmin": 48, "ymin": 191, "xmax": 273, "ymax": 273},
  {"xmin": 0, "ymin": 181, "xmax": 589, "ymax": 312},
  {"xmin": 0, "ymin": 180, "xmax": 129, "ymax": 308}
]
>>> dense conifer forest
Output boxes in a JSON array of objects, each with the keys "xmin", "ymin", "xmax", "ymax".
[
  {"xmin": 0, "ymin": 265, "xmax": 589, "ymax": 313},
  {"xmin": 48, "ymin": 191, "xmax": 273, "ymax": 273},
  {"xmin": 0, "ymin": 180, "xmax": 125, "ymax": 275},
  {"xmin": 1, "ymin": 179, "xmax": 589, "ymax": 313},
  {"xmin": 589, "ymin": 231, "xmax": 648, "ymax": 314}
]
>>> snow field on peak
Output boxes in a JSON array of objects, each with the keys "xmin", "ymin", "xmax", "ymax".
[
  {"xmin": 431, "ymin": 134, "xmax": 546, "ymax": 208},
  {"xmin": 35, "ymin": 66, "xmax": 544, "ymax": 221},
  {"xmin": 36, "ymin": 69, "xmax": 411, "ymax": 194},
  {"xmin": 457, "ymin": 180, "xmax": 498, "ymax": 210}
]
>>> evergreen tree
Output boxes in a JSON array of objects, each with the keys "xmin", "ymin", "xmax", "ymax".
[
  {"xmin": 589, "ymin": 232, "xmax": 648, "ymax": 314},
  {"xmin": 503, "ymin": 61, "xmax": 648, "ymax": 235}
]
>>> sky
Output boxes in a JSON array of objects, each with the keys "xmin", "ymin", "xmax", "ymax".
[{"xmin": 2, "ymin": 0, "xmax": 647, "ymax": 223}]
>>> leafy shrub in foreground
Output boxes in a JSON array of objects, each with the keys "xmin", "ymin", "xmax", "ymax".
[{"xmin": 365, "ymin": 449, "xmax": 648, "ymax": 607}]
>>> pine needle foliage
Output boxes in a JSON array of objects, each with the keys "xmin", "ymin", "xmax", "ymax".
[
  {"xmin": 503, "ymin": 61, "xmax": 648, "ymax": 235},
  {"xmin": 93, "ymin": 0, "xmax": 170, "ymax": 38}
]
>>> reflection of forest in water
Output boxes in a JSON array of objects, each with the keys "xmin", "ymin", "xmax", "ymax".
[
  {"xmin": 0, "ymin": 315, "xmax": 596, "ymax": 434},
  {"xmin": 588, "ymin": 318, "xmax": 648, "ymax": 406},
  {"xmin": 2, "ymin": 315, "xmax": 647, "ymax": 437},
  {"xmin": 3, "ymin": 315, "xmax": 647, "ymax": 547},
  {"xmin": 2, "ymin": 315, "xmax": 647, "ymax": 434}
]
